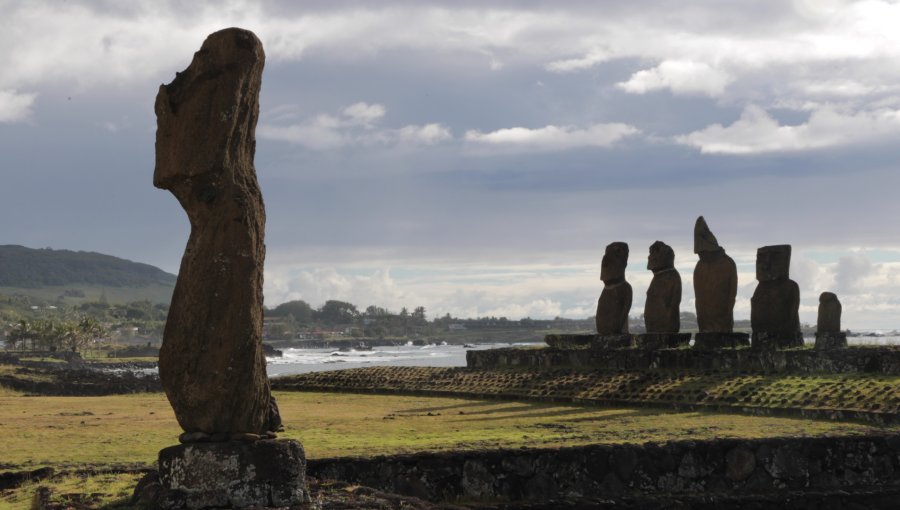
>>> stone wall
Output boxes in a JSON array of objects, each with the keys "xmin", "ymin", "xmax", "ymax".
[
  {"xmin": 308, "ymin": 435, "xmax": 900, "ymax": 505},
  {"xmin": 466, "ymin": 346, "xmax": 900, "ymax": 375}
]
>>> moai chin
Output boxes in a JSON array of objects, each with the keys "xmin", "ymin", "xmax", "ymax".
[
  {"xmin": 595, "ymin": 242, "xmax": 634, "ymax": 348},
  {"xmin": 750, "ymin": 245, "xmax": 803, "ymax": 349},
  {"xmin": 692, "ymin": 216, "xmax": 748, "ymax": 349},
  {"xmin": 638, "ymin": 241, "xmax": 690, "ymax": 349},
  {"xmin": 815, "ymin": 291, "xmax": 847, "ymax": 349}
]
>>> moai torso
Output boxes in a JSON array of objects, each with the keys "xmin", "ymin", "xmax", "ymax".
[
  {"xmin": 692, "ymin": 216, "xmax": 737, "ymax": 333},
  {"xmin": 154, "ymin": 28, "xmax": 276, "ymax": 435},
  {"xmin": 644, "ymin": 241, "xmax": 681, "ymax": 333},
  {"xmin": 596, "ymin": 242, "xmax": 632, "ymax": 335},
  {"xmin": 817, "ymin": 292, "xmax": 842, "ymax": 334},
  {"xmin": 750, "ymin": 244, "xmax": 802, "ymax": 347}
]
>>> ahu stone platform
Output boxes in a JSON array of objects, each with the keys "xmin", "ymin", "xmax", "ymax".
[{"xmin": 466, "ymin": 343, "xmax": 900, "ymax": 376}]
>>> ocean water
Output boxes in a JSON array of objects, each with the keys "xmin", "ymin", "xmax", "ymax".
[
  {"xmin": 265, "ymin": 342, "xmax": 540, "ymax": 377},
  {"xmin": 264, "ymin": 335, "xmax": 900, "ymax": 377}
]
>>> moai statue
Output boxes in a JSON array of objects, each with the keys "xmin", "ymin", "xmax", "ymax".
[
  {"xmin": 751, "ymin": 245, "xmax": 803, "ymax": 349},
  {"xmin": 637, "ymin": 241, "xmax": 690, "ymax": 349},
  {"xmin": 692, "ymin": 216, "xmax": 749, "ymax": 349},
  {"xmin": 814, "ymin": 292, "xmax": 847, "ymax": 349},
  {"xmin": 594, "ymin": 242, "xmax": 634, "ymax": 349},
  {"xmin": 143, "ymin": 28, "xmax": 309, "ymax": 508}
]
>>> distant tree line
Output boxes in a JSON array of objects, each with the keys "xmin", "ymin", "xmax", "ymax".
[
  {"xmin": 263, "ymin": 299, "xmax": 597, "ymax": 339},
  {"xmin": 5, "ymin": 317, "xmax": 107, "ymax": 352}
]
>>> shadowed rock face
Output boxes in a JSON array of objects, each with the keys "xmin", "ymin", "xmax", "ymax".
[
  {"xmin": 751, "ymin": 245, "xmax": 802, "ymax": 348},
  {"xmin": 693, "ymin": 217, "xmax": 737, "ymax": 333},
  {"xmin": 645, "ymin": 241, "xmax": 681, "ymax": 333},
  {"xmin": 817, "ymin": 292, "xmax": 842, "ymax": 334},
  {"xmin": 596, "ymin": 242, "xmax": 632, "ymax": 335},
  {"xmin": 154, "ymin": 28, "xmax": 274, "ymax": 435}
]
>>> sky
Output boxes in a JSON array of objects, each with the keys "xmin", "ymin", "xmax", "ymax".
[{"xmin": 3, "ymin": 1, "xmax": 900, "ymax": 329}]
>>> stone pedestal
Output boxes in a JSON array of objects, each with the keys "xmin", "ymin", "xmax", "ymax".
[
  {"xmin": 635, "ymin": 333, "xmax": 691, "ymax": 350},
  {"xmin": 156, "ymin": 439, "xmax": 309, "ymax": 509},
  {"xmin": 545, "ymin": 334, "xmax": 595, "ymax": 349},
  {"xmin": 592, "ymin": 334, "xmax": 634, "ymax": 350},
  {"xmin": 693, "ymin": 332, "xmax": 750, "ymax": 350},
  {"xmin": 815, "ymin": 332, "xmax": 848, "ymax": 350},
  {"xmin": 751, "ymin": 331, "xmax": 805, "ymax": 350}
]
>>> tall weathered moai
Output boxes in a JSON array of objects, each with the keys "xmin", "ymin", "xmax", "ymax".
[
  {"xmin": 637, "ymin": 241, "xmax": 690, "ymax": 349},
  {"xmin": 814, "ymin": 291, "xmax": 847, "ymax": 349},
  {"xmin": 594, "ymin": 242, "xmax": 634, "ymax": 348},
  {"xmin": 692, "ymin": 217, "xmax": 749, "ymax": 349},
  {"xmin": 143, "ymin": 28, "xmax": 309, "ymax": 509},
  {"xmin": 750, "ymin": 245, "xmax": 803, "ymax": 349}
]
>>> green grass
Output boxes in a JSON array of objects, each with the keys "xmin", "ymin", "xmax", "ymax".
[
  {"xmin": 82, "ymin": 355, "xmax": 158, "ymax": 363},
  {"xmin": 1, "ymin": 390, "xmax": 897, "ymax": 508},
  {"xmin": 0, "ymin": 283, "xmax": 173, "ymax": 306},
  {"xmin": 18, "ymin": 357, "xmax": 67, "ymax": 364},
  {"xmin": 0, "ymin": 472, "xmax": 144, "ymax": 510},
  {"xmin": 277, "ymin": 367, "xmax": 900, "ymax": 417},
  {"xmin": 0, "ymin": 391, "xmax": 895, "ymax": 472}
]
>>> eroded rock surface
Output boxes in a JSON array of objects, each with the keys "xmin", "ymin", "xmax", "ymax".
[
  {"xmin": 816, "ymin": 291, "xmax": 847, "ymax": 349},
  {"xmin": 596, "ymin": 242, "xmax": 632, "ymax": 335},
  {"xmin": 692, "ymin": 217, "xmax": 738, "ymax": 333},
  {"xmin": 154, "ymin": 28, "xmax": 274, "ymax": 435},
  {"xmin": 644, "ymin": 241, "xmax": 681, "ymax": 333},
  {"xmin": 751, "ymin": 245, "xmax": 803, "ymax": 349}
]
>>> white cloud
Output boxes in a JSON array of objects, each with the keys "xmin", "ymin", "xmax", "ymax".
[
  {"xmin": 342, "ymin": 102, "xmax": 386, "ymax": 126},
  {"xmin": 263, "ymin": 262, "xmax": 601, "ymax": 320},
  {"xmin": 675, "ymin": 104, "xmax": 900, "ymax": 154},
  {"xmin": 546, "ymin": 49, "xmax": 610, "ymax": 73},
  {"xmin": 834, "ymin": 253, "xmax": 876, "ymax": 294},
  {"xmin": 464, "ymin": 123, "xmax": 639, "ymax": 152},
  {"xmin": 259, "ymin": 102, "xmax": 451, "ymax": 150},
  {"xmin": 617, "ymin": 60, "xmax": 733, "ymax": 97},
  {"xmin": 372, "ymin": 123, "xmax": 452, "ymax": 145},
  {"xmin": 0, "ymin": 89, "xmax": 36, "ymax": 123}
]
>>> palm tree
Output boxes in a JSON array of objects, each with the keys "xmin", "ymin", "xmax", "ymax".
[{"xmin": 7, "ymin": 320, "xmax": 32, "ymax": 351}]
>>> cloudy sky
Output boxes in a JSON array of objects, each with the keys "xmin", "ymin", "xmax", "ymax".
[{"xmin": 3, "ymin": 1, "xmax": 900, "ymax": 329}]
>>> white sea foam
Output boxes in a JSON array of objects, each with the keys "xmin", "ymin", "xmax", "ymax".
[{"xmin": 265, "ymin": 343, "xmax": 538, "ymax": 377}]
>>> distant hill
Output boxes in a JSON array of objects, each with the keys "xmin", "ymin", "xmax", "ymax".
[{"xmin": 0, "ymin": 245, "xmax": 176, "ymax": 288}]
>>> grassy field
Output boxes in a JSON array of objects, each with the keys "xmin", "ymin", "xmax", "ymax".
[
  {"xmin": 2, "ymin": 390, "xmax": 897, "ymax": 470},
  {"xmin": 2, "ymin": 389, "xmax": 899, "ymax": 508},
  {"xmin": 0, "ymin": 283, "xmax": 173, "ymax": 306},
  {"xmin": 277, "ymin": 366, "xmax": 900, "ymax": 419}
]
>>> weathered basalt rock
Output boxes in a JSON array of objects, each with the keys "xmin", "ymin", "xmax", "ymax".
[
  {"xmin": 815, "ymin": 291, "xmax": 847, "ymax": 349},
  {"xmin": 644, "ymin": 241, "xmax": 681, "ymax": 333},
  {"xmin": 592, "ymin": 334, "xmax": 636, "ymax": 349},
  {"xmin": 596, "ymin": 242, "xmax": 632, "ymax": 336},
  {"xmin": 693, "ymin": 332, "xmax": 750, "ymax": 350},
  {"xmin": 544, "ymin": 334, "xmax": 595, "ymax": 349},
  {"xmin": 308, "ymin": 435, "xmax": 900, "ymax": 506},
  {"xmin": 154, "ymin": 28, "xmax": 275, "ymax": 435},
  {"xmin": 693, "ymin": 217, "xmax": 738, "ymax": 337},
  {"xmin": 751, "ymin": 245, "xmax": 803, "ymax": 349},
  {"xmin": 155, "ymin": 439, "xmax": 309, "ymax": 509},
  {"xmin": 634, "ymin": 333, "xmax": 691, "ymax": 350}
]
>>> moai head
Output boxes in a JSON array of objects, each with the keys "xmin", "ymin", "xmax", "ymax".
[
  {"xmin": 817, "ymin": 291, "xmax": 842, "ymax": 334},
  {"xmin": 694, "ymin": 216, "xmax": 724, "ymax": 261},
  {"xmin": 647, "ymin": 241, "xmax": 675, "ymax": 272},
  {"xmin": 756, "ymin": 245, "xmax": 791, "ymax": 282},
  {"xmin": 820, "ymin": 291, "xmax": 838, "ymax": 305},
  {"xmin": 601, "ymin": 242, "xmax": 629, "ymax": 284}
]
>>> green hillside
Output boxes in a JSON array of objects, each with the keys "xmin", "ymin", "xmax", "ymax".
[{"xmin": 0, "ymin": 245, "xmax": 176, "ymax": 288}]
